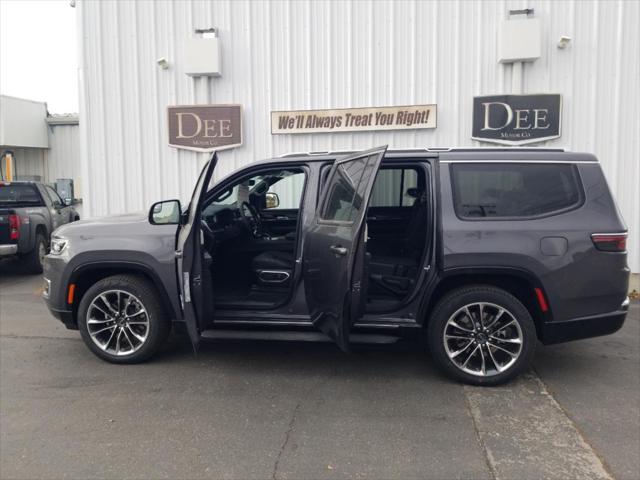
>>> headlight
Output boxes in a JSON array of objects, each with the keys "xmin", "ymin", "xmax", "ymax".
[{"xmin": 49, "ymin": 237, "xmax": 68, "ymax": 255}]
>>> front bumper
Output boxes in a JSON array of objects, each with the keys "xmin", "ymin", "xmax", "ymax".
[
  {"xmin": 43, "ymin": 254, "xmax": 78, "ymax": 330},
  {"xmin": 46, "ymin": 304, "xmax": 77, "ymax": 330},
  {"xmin": 540, "ymin": 298, "xmax": 629, "ymax": 344},
  {"xmin": 0, "ymin": 244, "xmax": 18, "ymax": 256}
]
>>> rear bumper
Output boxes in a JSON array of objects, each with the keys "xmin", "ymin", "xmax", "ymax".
[
  {"xmin": 540, "ymin": 298, "xmax": 629, "ymax": 344},
  {"xmin": 0, "ymin": 244, "xmax": 18, "ymax": 256}
]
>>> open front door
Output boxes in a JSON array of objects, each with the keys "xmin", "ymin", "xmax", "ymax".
[
  {"xmin": 303, "ymin": 146, "xmax": 387, "ymax": 351},
  {"xmin": 177, "ymin": 152, "xmax": 218, "ymax": 351}
]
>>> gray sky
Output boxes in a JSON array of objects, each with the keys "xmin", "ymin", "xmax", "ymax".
[{"xmin": 0, "ymin": 0, "xmax": 78, "ymax": 113}]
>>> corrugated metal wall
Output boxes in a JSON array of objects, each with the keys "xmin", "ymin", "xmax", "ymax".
[
  {"xmin": 47, "ymin": 123, "xmax": 82, "ymax": 194},
  {"xmin": 77, "ymin": 0, "xmax": 639, "ymax": 271},
  {"xmin": 3, "ymin": 123, "xmax": 81, "ymax": 187},
  {"xmin": 7, "ymin": 147, "xmax": 46, "ymax": 181}
]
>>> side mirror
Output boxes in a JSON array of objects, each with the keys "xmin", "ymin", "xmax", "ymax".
[
  {"xmin": 265, "ymin": 192, "xmax": 280, "ymax": 209},
  {"xmin": 63, "ymin": 198, "xmax": 73, "ymax": 206},
  {"xmin": 149, "ymin": 199, "xmax": 181, "ymax": 225}
]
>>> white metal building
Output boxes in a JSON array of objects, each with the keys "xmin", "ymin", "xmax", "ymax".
[
  {"xmin": 75, "ymin": 0, "xmax": 639, "ymax": 272},
  {"xmin": 0, "ymin": 95, "xmax": 81, "ymax": 193}
]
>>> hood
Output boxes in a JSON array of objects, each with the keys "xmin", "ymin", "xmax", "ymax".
[{"xmin": 54, "ymin": 211, "xmax": 175, "ymax": 239}]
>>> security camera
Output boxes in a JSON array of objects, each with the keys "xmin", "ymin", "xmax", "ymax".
[
  {"xmin": 156, "ymin": 57, "xmax": 170, "ymax": 69},
  {"xmin": 557, "ymin": 36, "xmax": 571, "ymax": 49}
]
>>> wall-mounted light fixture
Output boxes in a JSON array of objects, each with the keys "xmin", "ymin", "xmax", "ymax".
[
  {"xmin": 557, "ymin": 36, "xmax": 572, "ymax": 49},
  {"xmin": 156, "ymin": 57, "xmax": 170, "ymax": 70}
]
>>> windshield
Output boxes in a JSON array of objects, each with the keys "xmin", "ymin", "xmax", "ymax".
[{"xmin": 0, "ymin": 184, "xmax": 43, "ymax": 207}]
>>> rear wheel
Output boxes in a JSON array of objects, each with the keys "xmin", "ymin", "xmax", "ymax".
[
  {"xmin": 427, "ymin": 285, "xmax": 536, "ymax": 386},
  {"xmin": 21, "ymin": 233, "xmax": 47, "ymax": 274},
  {"xmin": 78, "ymin": 275, "xmax": 170, "ymax": 364}
]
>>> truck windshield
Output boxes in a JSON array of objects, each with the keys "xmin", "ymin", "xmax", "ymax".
[{"xmin": 0, "ymin": 184, "xmax": 42, "ymax": 207}]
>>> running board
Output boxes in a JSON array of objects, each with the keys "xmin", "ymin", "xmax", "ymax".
[{"xmin": 200, "ymin": 330, "xmax": 399, "ymax": 344}]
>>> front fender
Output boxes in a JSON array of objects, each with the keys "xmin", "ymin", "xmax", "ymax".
[{"xmin": 52, "ymin": 250, "xmax": 181, "ymax": 324}]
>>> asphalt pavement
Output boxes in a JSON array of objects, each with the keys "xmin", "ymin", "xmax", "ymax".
[{"xmin": 1, "ymin": 265, "xmax": 638, "ymax": 480}]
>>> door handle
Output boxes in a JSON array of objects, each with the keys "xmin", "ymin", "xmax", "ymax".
[{"xmin": 330, "ymin": 245, "xmax": 348, "ymax": 256}]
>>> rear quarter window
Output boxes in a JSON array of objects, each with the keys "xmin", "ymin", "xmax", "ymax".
[{"xmin": 451, "ymin": 163, "xmax": 583, "ymax": 219}]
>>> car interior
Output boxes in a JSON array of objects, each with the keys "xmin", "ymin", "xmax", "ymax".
[
  {"xmin": 201, "ymin": 168, "xmax": 306, "ymax": 308},
  {"xmin": 362, "ymin": 166, "xmax": 429, "ymax": 311},
  {"xmin": 200, "ymin": 162, "xmax": 429, "ymax": 312}
]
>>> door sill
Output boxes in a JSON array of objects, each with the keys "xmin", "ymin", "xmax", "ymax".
[{"xmin": 200, "ymin": 329, "xmax": 400, "ymax": 344}]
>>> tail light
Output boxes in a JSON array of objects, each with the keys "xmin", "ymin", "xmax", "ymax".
[
  {"xmin": 8, "ymin": 214, "xmax": 20, "ymax": 241},
  {"xmin": 591, "ymin": 233, "xmax": 627, "ymax": 252}
]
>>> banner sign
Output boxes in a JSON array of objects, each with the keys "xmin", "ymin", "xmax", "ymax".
[
  {"xmin": 271, "ymin": 104, "xmax": 437, "ymax": 134},
  {"xmin": 472, "ymin": 94, "xmax": 561, "ymax": 145},
  {"xmin": 168, "ymin": 104, "xmax": 242, "ymax": 152}
]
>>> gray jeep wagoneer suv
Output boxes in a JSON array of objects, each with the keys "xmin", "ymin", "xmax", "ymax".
[{"xmin": 43, "ymin": 147, "xmax": 630, "ymax": 385}]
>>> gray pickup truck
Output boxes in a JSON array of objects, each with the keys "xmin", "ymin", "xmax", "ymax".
[{"xmin": 0, "ymin": 181, "xmax": 79, "ymax": 273}]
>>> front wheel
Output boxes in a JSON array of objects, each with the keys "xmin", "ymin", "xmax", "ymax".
[
  {"xmin": 78, "ymin": 275, "xmax": 170, "ymax": 364},
  {"xmin": 427, "ymin": 285, "xmax": 536, "ymax": 386}
]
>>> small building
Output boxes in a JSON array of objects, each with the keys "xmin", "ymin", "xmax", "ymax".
[{"xmin": 0, "ymin": 95, "xmax": 82, "ymax": 213}]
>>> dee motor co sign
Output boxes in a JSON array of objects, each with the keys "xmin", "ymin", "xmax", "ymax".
[
  {"xmin": 168, "ymin": 104, "xmax": 242, "ymax": 152},
  {"xmin": 472, "ymin": 94, "xmax": 561, "ymax": 145},
  {"xmin": 271, "ymin": 104, "xmax": 436, "ymax": 134}
]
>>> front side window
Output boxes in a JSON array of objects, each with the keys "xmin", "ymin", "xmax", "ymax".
[
  {"xmin": 203, "ymin": 168, "xmax": 305, "ymax": 217},
  {"xmin": 451, "ymin": 163, "xmax": 582, "ymax": 219},
  {"xmin": 263, "ymin": 171, "xmax": 305, "ymax": 210}
]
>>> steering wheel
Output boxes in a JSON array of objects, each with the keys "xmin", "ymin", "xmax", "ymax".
[{"xmin": 240, "ymin": 201, "xmax": 263, "ymax": 238}]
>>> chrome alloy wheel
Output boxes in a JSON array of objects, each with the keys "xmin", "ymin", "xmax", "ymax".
[
  {"xmin": 86, "ymin": 290, "xmax": 150, "ymax": 356},
  {"xmin": 443, "ymin": 302, "xmax": 523, "ymax": 377}
]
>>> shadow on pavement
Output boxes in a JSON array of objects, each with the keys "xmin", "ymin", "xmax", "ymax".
[
  {"xmin": 0, "ymin": 257, "xmax": 35, "ymax": 277},
  {"xmin": 153, "ymin": 332, "xmax": 442, "ymax": 381}
]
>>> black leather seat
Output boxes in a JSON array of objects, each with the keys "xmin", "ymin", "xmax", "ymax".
[
  {"xmin": 368, "ymin": 190, "xmax": 428, "ymax": 295},
  {"xmin": 252, "ymin": 250, "xmax": 294, "ymax": 271}
]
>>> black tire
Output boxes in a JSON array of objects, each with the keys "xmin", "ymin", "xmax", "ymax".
[
  {"xmin": 77, "ymin": 274, "xmax": 170, "ymax": 364},
  {"xmin": 427, "ymin": 285, "xmax": 536, "ymax": 386},
  {"xmin": 21, "ymin": 233, "xmax": 47, "ymax": 274}
]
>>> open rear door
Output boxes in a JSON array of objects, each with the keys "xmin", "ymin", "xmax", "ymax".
[
  {"xmin": 303, "ymin": 146, "xmax": 387, "ymax": 351},
  {"xmin": 177, "ymin": 152, "xmax": 218, "ymax": 351}
]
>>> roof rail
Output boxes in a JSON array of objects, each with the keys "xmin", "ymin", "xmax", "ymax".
[
  {"xmin": 278, "ymin": 146, "xmax": 565, "ymax": 157},
  {"xmin": 447, "ymin": 146, "xmax": 565, "ymax": 152},
  {"xmin": 279, "ymin": 150, "xmax": 356, "ymax": 158}
]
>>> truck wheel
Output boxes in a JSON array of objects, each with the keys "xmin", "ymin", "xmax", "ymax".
[
  {"xmin": 21, "ymin": 233, "xmax": 47, "ymax": 274},
  {"xmin": 427, "ymin": 285, "xmax": 536, "ymax": 386},
  {"xmin": 77, "ymin": 275, "xmax": 170, "ymax": 364}
]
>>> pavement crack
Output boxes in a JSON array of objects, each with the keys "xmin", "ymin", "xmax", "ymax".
[
  {"xmin": 272, "ymin": 401, "xmax": 301, "ymax": 480},
  {"xmin": 271, "ymin": 366, "xmax": 339, "ymax": 480},
  {"xmin": 465, "ymin": 370, "xmax": 613, "ymax": 480},
  {"xmin": 464, "ymin": 387, "xmax": 499, "ymax": 480},
  {"xmin": 0, "ymin": 334, "xmax": 79, "ymax": 341},
  {"xmin": 531, "ymin": 365, "xmax": 616, "ymax": 480}
]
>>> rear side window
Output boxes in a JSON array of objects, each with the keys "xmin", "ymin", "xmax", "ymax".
[
  {"xmin": 0, "ymin": 184, "xmax": 42, "ymax": 206},
  {"xmin": 370, "ymin": 168, "xmax": 419, "ymax": 207},
  {"xmin": 321, "ymin": 155, "xmax": 377, "ymax": 223},
  {"xmin": 451, "ymin": 163, "xmax": 582, "ymax": 219}
]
